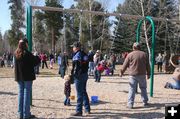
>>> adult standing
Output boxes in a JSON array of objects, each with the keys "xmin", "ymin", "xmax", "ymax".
[
  {"xmin": 33, "ymin": 51, "xmax": 40, "ymax": 74},
  {"xmin": 41, "ymin": 53, "xmax": 48, "ymax": 69},
  {"xmin": 156, "ymin": 53, "xmax": 163, "ymax": 72},
  {"xmin": 49, "ymin": 53, "xmax": 54, "ymax": 69},
  {"xmin": 88, "ymin": 50, "xmax": 94, "ymax": 76},
  {"xmin": 110, "ymin": 53, "xmax": 116, "ymax": 70},
  {"xmin": 14, "ymin": 39, "xmax": 40, "ymax": 119},
  {"xmin": 60, "ymin": 52, "xmax": 69, "ymax": 78},
  {"xmin": 93, "ymin": 50, "xmax": 101, "ymax": 77},
  {"xmin": 71, "ymin": 41, "xmax": 91, "ymax": 116},
  {"xmin": 120, "ymin": 42, "xmax": 150, "ymax": 109},
  {"xmin": 57, "ymin": 53, "xmax": 61, "ymax": 75}
]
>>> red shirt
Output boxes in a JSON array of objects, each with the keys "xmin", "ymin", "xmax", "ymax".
[{"xmin": 97, "ymin": 64, "xmax": 106, "ymax": 72}]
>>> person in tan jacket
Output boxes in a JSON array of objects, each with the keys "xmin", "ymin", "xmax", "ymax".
[{"xmin": 120, "ymin": 42, "xmax": 150, "ymax": 109}]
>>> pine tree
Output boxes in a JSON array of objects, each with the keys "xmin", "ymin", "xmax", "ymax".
[
  {"xmin": 74, "ymin": 0, "xmax": 111, "ymax": 52},
  {"xmin": 44, "ymin": 0, "xmax": 63, "ymax": 53},
  {"xmin": 112, "ymin": 0, "xmax": 179, "ymax": 54},
  {"xmin": 112, "ymin": 3, "xmax": 137, "ymax": 53},
  {"xmin": 8, "ymin": 0, "xmax": 25, "ymax": 47},
  {"xmin": 33, "ymin": 11, "xmax": 46, "ymax": 52},
  {"xmin": 152, "ymin": 0, "xmax": 178, "ymax": 54}
]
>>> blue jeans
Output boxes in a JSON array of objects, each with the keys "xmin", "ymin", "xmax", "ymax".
[
  {"xmin": 128, "ymin": 75, "xmax": 148, "ymax": 106},
  {"xmin": 74, "ymin": 73, "xmax": 90, "ymax": 113},
  {"xmin": 88, "ymin": 62, "xmax": 94, "ymax": 75},
  {"xmin": 18, "ymin": 81, "xmax": 32, "ymax": 118},
  {"xmin": 167, "ymin": 78, "xmax": 180, "ymax": 90},
  {"xmin": 64, "ymin": 95, "xmax": 70, "ymax": 105}
]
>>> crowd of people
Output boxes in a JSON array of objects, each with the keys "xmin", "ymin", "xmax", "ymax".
[{"xmin": 0, "ymin": 52, "xmax": 14, "ymax": 68}]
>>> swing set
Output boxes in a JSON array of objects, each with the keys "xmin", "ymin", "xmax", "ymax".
[{"xmin": 26, "ymin": 5, "xmax": 180, "ymax": 105}]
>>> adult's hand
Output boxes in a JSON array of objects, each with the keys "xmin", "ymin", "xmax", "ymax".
[
  {"xmin": 119, "ymin": 69, "xmax": 123, "ymax": 77},
  {"xmin": 146, "ymin": 75, "xmax": 150, "ymax": 79}
]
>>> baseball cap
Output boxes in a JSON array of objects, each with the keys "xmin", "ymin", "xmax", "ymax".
[{"xmin": 71, "ymin": 41, "xmax": 81, "ymax": 48}]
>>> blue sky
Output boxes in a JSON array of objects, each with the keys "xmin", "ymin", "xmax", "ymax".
[{"xmin": 0, "ymin": 0, "xmax": 124, "ymax": 35}]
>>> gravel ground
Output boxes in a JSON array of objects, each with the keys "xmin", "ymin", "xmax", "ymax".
[{"xmin": 0, "ymin": 67, "xmax": 180, "ymax": 119}]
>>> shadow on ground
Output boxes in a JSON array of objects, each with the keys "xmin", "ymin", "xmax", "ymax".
[{"xmin": 0, "ymin": 91, "xmax": 17, "ymax": 95}]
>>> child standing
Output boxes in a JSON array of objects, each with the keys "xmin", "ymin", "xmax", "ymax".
[
  {"xmin": 64, "ymin": 75, "xmax": 71, "ymax": 106},
  {"xmin": 95, "ymin": 60, "xmax": 107, "ymax": 82}
]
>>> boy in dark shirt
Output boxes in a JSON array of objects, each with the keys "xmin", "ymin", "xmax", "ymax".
[{"xmin": 64, "ymin": 75, "xmax": 71, "ymax": 106}]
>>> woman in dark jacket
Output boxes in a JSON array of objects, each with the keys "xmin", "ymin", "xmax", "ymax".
[{"xmin": 14, "ymin": 39, "xmax": 40, "ymax": 119}]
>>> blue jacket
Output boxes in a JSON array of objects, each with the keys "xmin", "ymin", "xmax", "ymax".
[{"xmin": 71, "ymin": 50, "xmax": 88, "ymax": 76}]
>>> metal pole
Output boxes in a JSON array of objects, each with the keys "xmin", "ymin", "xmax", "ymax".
[
  {"xmin": 26, "ymin": 5, "xmax": 33, "ymax": 105},
  {"xmin": 31, "ymin": 5, "xmax": 180, "ymax": 23},
  {"xmin": 27, "ymin": 6, "xmax": 32, "ymax": 52},
  {"xmin": 89, "ymin": 0, "xmax": 93, "ymax": 50},
  {"xmin": 146, "ymin": 16, "xmax": 155, "ymax": 97},
  {"xmin": 136, "ymin": 16, "xmax": 155, "ymax": 97}
]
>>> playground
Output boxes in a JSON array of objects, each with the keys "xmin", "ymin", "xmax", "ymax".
[
  {"xmin": 0, "ymin": 0, "xmax": 180, "ymax": 119},
  {"xmin": 0, "ymin": 65, "xmax": 179, "ymax": 119}
]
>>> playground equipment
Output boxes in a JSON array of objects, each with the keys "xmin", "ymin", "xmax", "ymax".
[
  {"xmin": 26, "ymin": 4, "xmax": 180, "ymax": 105},
  {"xmin": 136, "ymin": 16, "xmax": 155, "ymax": 97}
]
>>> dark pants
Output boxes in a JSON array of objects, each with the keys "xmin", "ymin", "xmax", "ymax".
[
  {"xmin": 95, "ymin": 70, "xmax": 101, "ymax": 82},
  {"xmin": 74, "ymin": 73, "xmax": 90, "ymax": 113},
  {"xmin": 64, "ymin": 95, "xmax": 70, "ymax": 105},
  {"xmin": 157, "ymin": 62, "xmax": 162, "ymax": 72},
  {"xmin": 60, "ymin": 66, "xmax": 66, "ymax": 78},
  {"xmin": 34, "ymin": 64, "xmax": 40, "ymax": 74},
  {"xmin": 42, "ymin": 61, "xmax": 48, "ymax": 69}
]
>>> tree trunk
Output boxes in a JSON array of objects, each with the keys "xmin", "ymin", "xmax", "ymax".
[
  {"xmin": 140, "ymin": 0, "xmax": 152, "ymax": 66},
  {"xmin": 51, "ymin": 27, "xmax": 55, "ymax": 54}
]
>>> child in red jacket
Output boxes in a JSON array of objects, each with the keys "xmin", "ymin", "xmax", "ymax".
[{"xmin": 95, "ymin": 60, "xmax": 107, "ymax": 82}]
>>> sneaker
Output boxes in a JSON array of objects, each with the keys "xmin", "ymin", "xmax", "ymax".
[
  {"xmin": 143, "ymin": 103, "xmax": 149, "ymax": 107},
  {"xmin": 24, "ymin": 115, "xmax": 36, "ymax": 119},
  {"xmin": 67, "ymin": 104, "xmax": 71, "ymax": 106},
  {"xmin": 85, "ymin": 111, "xmax": 91, "ymax": 114},
  {"xmin": 71, "ymin": 112, "xmax": 82, "ymax": 116},
  {"xmin": 84, "ymin": 111, "xmax": 91, "ymax": 116},
  {"xmin": 164, "ymin": 82, "xmax": 169, "ymax": 88},
  {"xmin": 127, "ymin": 105, "xmax": 133, "ymax": 109}
]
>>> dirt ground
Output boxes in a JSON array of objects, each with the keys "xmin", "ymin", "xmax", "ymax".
[{"xmin": 0, "ymin": 64, "xmax": 179, "ymax": 119}]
